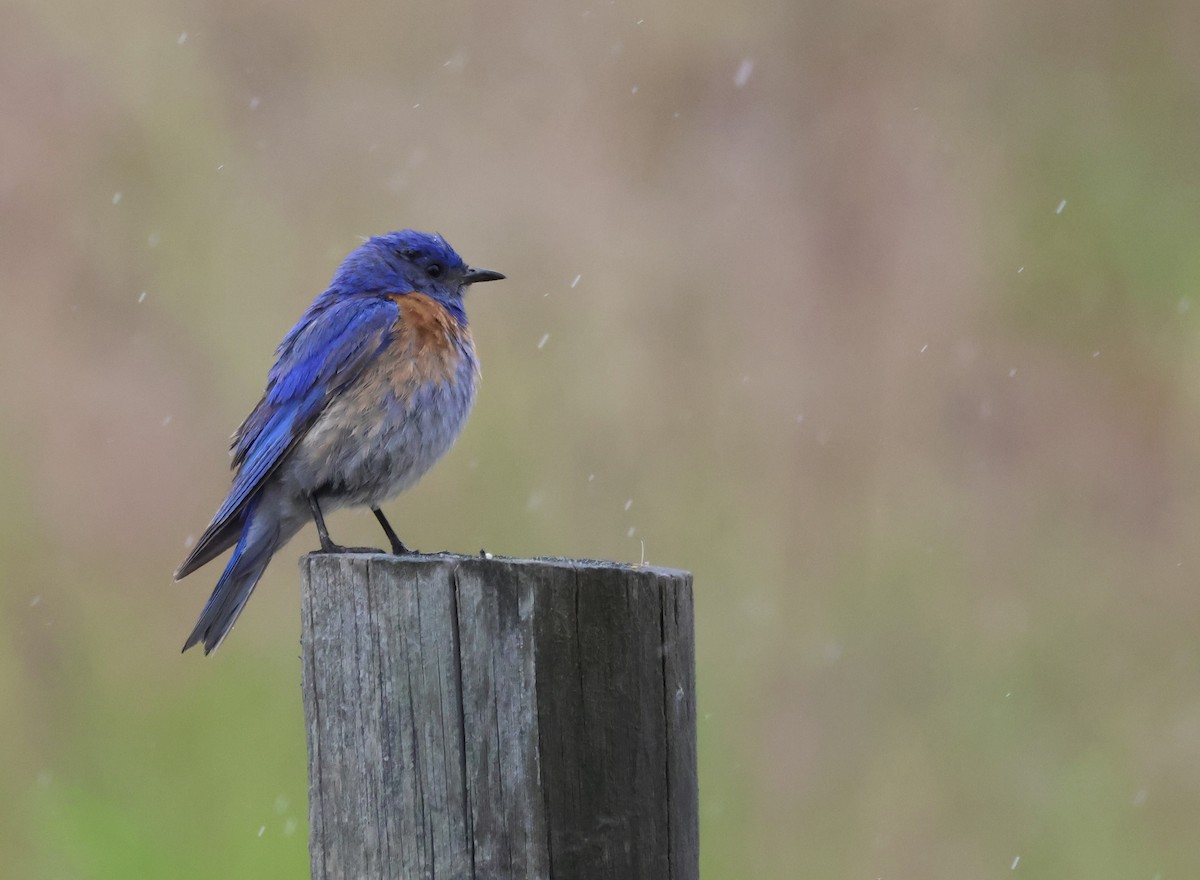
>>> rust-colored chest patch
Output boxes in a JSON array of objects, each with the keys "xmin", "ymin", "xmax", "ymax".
[{"xmin": 384, "ymin": 292, "xmax": 475, "ymax": 387}]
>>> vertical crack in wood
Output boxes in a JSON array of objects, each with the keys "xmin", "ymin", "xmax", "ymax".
[
  {"xmin": 488, "ymin": 617, "xmax": 507, "ymax": 875},
  {"xmin": 658, "ymin": 576, "xmax": 674, "ymax": 877},
  {"xmin": 366, "ymin": 559, "xmax": 394, "ymax": 874},
  {"xmin": 304, "ymin": 556, "xmax": 326, "ymax": 879},
  {"xmin": 403, "ymin": 650, "xmax": 421, "ymax": 869},
  {"xmin": 404, "ymin": 575, "xmax": 427, "ymax": 870},
  {"xmin": 348, "ymin": 560, "xmax": 369, "ymax": 871},
  {"xmin": 448, "ymin": 562, "xmax": 477, "ymax": 879}
]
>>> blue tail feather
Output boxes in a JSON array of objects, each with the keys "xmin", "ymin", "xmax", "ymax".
[{"xmin": 182, "ymin": 499, "xmax": 279, "ymax": 654}]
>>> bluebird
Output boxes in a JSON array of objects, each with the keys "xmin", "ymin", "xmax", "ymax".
[{"xmin": 175, "ymin": 230, "xmax": 504, "ymax": 654}]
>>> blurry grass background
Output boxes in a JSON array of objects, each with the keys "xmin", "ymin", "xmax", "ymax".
[{"xmin": 3, "ymin": 0, "xmax": 1200, "ymax": 876}]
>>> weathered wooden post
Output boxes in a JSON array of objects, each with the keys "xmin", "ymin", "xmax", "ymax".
[{"xmin": 301, "ymin": 553, "xmax": 697, "ymax": 880}]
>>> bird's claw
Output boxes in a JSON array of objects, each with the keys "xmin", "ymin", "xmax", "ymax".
[{"xmin": 316, "ymin": 544, "xmax": 386, "ymax": 555}]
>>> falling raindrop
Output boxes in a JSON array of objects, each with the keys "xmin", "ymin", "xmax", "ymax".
[{"xmin": 735, "ymin": 59, "xmax": 754, "ymax": 88}]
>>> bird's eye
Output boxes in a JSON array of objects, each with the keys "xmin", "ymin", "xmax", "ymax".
[{"xmin": 426, "ymin": 263, "xmax": 443, "ymax": 278}]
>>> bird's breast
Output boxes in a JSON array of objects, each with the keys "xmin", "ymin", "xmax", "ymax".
[{"xmin": 289, "ymin": 294, "xmax": 479, "ymax": 506}]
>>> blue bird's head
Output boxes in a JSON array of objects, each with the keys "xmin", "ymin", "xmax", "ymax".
[{"xmin": 331, "ymin": 230, "xmax": 504, "ymax": 319}]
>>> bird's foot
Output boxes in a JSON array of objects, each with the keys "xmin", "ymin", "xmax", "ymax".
[
  {"xmin": 388, "ymin": 538, "xmax": 414, "ymax": 556},
  {"xmin": 316, "ymin": 543, "xmax": 386, "ymax": 555}
]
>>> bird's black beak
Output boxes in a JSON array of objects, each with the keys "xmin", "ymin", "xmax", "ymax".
[{"xmin": 462, "ymin": 267, "xmax": 506, "ymax": 284}]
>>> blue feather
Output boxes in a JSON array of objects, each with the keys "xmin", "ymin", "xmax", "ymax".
[
  {"xmin": 176, "ymin": 295, "xmax": 398, "ymax": 579},
  {"xmin": 227, "ymin": 296, "xmax": 397, "ymax": 518}
]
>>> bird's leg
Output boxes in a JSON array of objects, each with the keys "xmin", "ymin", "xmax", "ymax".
[
  {"xmin": 307, "ymin": 495, "xmax": 384, "ymax": 554},
  {"xmin": 372, "ymin": 507, "xmax": 414, "ymax": 555}
]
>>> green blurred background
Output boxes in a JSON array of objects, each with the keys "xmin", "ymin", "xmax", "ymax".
[{"xmin": 3, "ymin": 0, "xmax": 1200, "ymax": 876}]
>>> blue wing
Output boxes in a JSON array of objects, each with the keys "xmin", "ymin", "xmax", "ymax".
[{"xmin": 175, "ymin": 294, "xmax": 399, "ymax": 578}]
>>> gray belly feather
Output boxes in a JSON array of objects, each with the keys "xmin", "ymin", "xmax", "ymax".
[{"xmin": 280, "ymin": 359, "xmax": 478, "ymax": 511}]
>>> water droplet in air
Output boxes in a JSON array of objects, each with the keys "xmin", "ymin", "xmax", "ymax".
[{"xmin": 735, "ymin": 59, "xmax": 754, "ymax": 88}]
